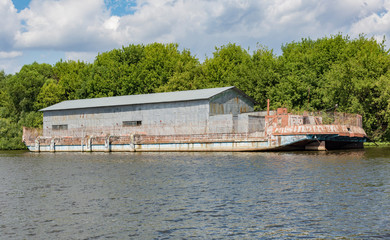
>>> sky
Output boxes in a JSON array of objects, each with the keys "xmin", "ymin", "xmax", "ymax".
[{"xmin": 1, "ymin": 0, "xmax": 390, "ymax": 74}]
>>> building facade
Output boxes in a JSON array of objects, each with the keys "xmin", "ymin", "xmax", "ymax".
[{"xmin": 40, "ymin": 86, "xmax": 262, "ymax": 137}]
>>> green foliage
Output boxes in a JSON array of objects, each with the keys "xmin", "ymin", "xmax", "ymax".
[
  {"xmin": 6, "ymin": 62, "xmax": 53, "ymax": 114},
  {"xmin": 0, "ymin": 63, "xmax": 53, "ymax": 149},
  {"xmin": 34, "ymin": 79, "xmax": 66, "ymax": 110},
  {"xmin": 202, "ymin": 43, "xmax": 252, "ymax": 87},
  {"xmin": 1, "ymin": 36, "xmax": 390, "ymax": 149},
  {"xmin": 0, "ymin": 118, "xmax": 25, "ymax": 150},
  {"xmin": 83, "ymin": 43, "xmax": 199, "ymax": 97},
  {"xmin": 18, "ymin": 111, "xmax": 43, "ymax": 129},
  {"xmin": 249, "ymin": 45, "xmax": 280, "ymax": 110},
  {"xmin": 54, "ymin": 60, "xmax": 93, "ymax": 100}
]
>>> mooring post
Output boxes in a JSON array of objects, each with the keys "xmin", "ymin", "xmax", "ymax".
[
  {"xmin": 50, "ymin": 138, "xmax": 55, "ymax": 153},
  {"xmin": 35, "ymin": 138, "xmax": 40, "ymax": 152},
  {"xmin": 105, "ymin": 136, "xmax": 111, "ymax": 152},
  {"xmin": 88, "ymin": 136, "xmax": 93, "ymax": 152},
  {"xmin": 129, "ymin": 134, "xmax": 135, "ymax": 152}
]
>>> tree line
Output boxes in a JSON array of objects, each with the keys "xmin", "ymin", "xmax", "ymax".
[{"xmin": 1, "ymin": 34, "xmax": 389, "ymax": 149}]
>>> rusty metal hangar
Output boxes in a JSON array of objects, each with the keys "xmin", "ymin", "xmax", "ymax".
[{"xmin": 40, "ymin": 86, "xmax": 265, "ymax": 138}]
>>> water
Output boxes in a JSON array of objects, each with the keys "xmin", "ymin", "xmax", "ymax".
[{"xmin": 0, "ymin": 148, "xmax": 389, "ymax": 239}]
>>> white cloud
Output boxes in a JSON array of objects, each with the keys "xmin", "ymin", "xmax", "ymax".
[
  {"xmin": 65, "ymin": 51, "xmax": 97, "ymax": 63},
  {"xmin": 104, "ymin": 16, "xmax": 120, "ymax": 31},
  {"xmin": 350, "ymin": 0, "xmax": 390, "ymax": 37},
  {"xmin": 10, "ymin": 0, "xmax": 390, "ymax": 53},
  {"xmin": 111, "ymin": 0, "xmax": 390, "ymax": 56},
  {"xmin": 107, "ymin": 1, "xmax": 321, "ymax": 56},
  {"xmin": 0, "ymin": 0, "xmax": 20, "ymax": 51},
  {"xmin": 0, "ymin": 57, "xmax": 21, "ymax": 74},
  {"xmin": 1, "ymin": 0, "xmax": 390, "ymax": 73},
  {"xmin": 15, "ymin": 0, "xmax": 117, "ymax": 51},
  {"xmin": 0, "ymin": 51, "xmax": 23, "ymax": 58}
]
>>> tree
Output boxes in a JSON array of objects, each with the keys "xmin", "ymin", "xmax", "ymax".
[
  {"xmin": 34, "ymin": 79, "xmax": 66, "ymax": 110},
  {"xmin": 157, "ymin": 49, "xmax": 202, "ymax": 92},
  {"xmin": 323, "ymin": 35, "xmax": 390, "ymax": 139},
  {"xmin": 249, "ymin": 45, "xmax": 280, "ymax": 110},
  {"xmin": 272, "ymin": 34, "xmax": 349, "ymax": 110},
  {"xmin": 84, "ymin": 43, "xmax": 200, "ymax": 97},
  {"xmin": 1, "ymin": 35, "xmax": 390, "ymax": 150},
  {"xmin": 7, "ymin": 62, "xmax": 53, "ymax": 114},
  {"xmin": 54, "ymin": 60, "xmax": 93, "ymax": 100},
  {"xmin": 201, "ymin": 43, "xmax": 252, "ymax": 88}
]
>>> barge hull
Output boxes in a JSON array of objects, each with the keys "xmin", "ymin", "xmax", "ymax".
[
  {"xmin": 24, "ymin": 134, "xmax": 365, "ymax": 152},
  {"xmin": 23, "ymin": 108, "xmax": 367, "ymax": 152}
]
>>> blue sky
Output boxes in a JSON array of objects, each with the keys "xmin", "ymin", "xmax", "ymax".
[
  {"xmin": 12, "ymin": 0, "xmax": 29, "ymax": 11},
  {"xmin": 1, "ymin": 0, "xmax": 390, "ymax": 74},
  {"xmin": 13, "ymin": 0, "xmax": 136, "ymax": 15}
]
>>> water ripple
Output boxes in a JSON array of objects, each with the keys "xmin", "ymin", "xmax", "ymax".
[{"xmin": 0, "ymin": 149, "xmax": 389, "ymax": 239}]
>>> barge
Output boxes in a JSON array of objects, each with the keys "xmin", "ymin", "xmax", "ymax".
[{"xmin": 22, "ymin": 87, "xmax": 366, "ymax": 152}]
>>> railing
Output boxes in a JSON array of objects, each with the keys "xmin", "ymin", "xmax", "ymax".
[
  {"xmin": 136, "ymin": 132, "xmax": 265, "ymax": 143},
  {"xmin": 266, "ymin": 110, "xmax": 363, "ymax": 128},
  {"xmin": 297, "ymin": 111, "xmax": 363, "ymax": 127}
]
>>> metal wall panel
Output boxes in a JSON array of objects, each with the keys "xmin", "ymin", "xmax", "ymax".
[
  {"xmin": 208, "ymin": 114, "xmax": 234, "ymax": 133},
  {"xmin": 43, "ymin": 100, "xmax": 210, "ymax": 137},
  {"xmin": 42, "ymin": 89, "xmax": 257, "ymax": 138},
  {"xmin": 209, "ymin": 89, "xmax": 254, "ymax": 116}
]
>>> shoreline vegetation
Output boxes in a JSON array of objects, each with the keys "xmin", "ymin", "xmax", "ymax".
[
  {"xmin": 364, "ymin": 142, "xmax": 390, "ymax": 146},
  {"xmin": 1, "ymin": 34, "xmax": 389, "ymax": 150}
]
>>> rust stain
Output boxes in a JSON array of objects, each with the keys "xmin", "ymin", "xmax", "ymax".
[{"xmin": 272, "ymin": 125, "xmax": 366, "ymax": 138}]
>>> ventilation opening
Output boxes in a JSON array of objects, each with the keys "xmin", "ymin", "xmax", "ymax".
[
  {"xmin": 123, "ymin": 121, "xmax": 142, "ymax": 127},
  {"xmin": 52, "ymin": 124, "xmax": 68, "ymax": 130}
]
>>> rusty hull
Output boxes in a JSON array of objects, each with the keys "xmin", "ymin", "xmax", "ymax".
[
  {"xmin": 22, "ymin": 109, "xmax": 367, "ymax": 152},
  {"xmin": 272, "ymin": 125, "xmax": 366, "ymax": 138}
]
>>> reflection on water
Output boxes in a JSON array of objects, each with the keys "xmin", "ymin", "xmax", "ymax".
[{"xmin": 0, "ymin": 148, "xmax": 389, "ymax": 239}]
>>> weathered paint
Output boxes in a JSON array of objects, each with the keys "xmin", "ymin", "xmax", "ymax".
[
  {"xmin": 23, "ymin": 129, "xmax": 365, "ymax": 152},
  {"xmin": 272, "ymin": 125, "xmax": 366, "ymax": 138},
  {"xmin": 42, "ymin": 89, "xmax": 255, "ymax": 138},
  {"xmin": 24, "ymin": 101, "xmax": 367, "ymax": 152},
  {"xmin": 43, "ymin": 99, "xmax": 211, "ymax": 137},
  {"xmin": 209, "ymin": 88, "xmax": 254, "ymax": 116}
]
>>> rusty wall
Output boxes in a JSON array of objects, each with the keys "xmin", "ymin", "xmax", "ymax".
[
  {"xmin": 288, "ymin": 115, "xmax": 323, "ymax": 126},
  {"xmin": 42, "ymin": 89, "xmax": 258, "ymax": 138},
  {"xmin": 284, "ymin": 111, "xmax": 363, "ymax": 127},
  {"xmin": 208, "ymin": 114, "xmax": 234, "ymax": 133},
  {"xmin": 22, "ymin": 127, "xmax": 43, "ymax": 146},
  {"xmin": 207, "ymin": 112, "xmax": 265, "ymax": 134},
  {"xmin": 248, "ymin": 115, "xmax": 265, "ymax": 132},
  {"xmin": 43, "ymin": 99, "xmax": 210, "ymax": 137},
  {"xmin": 235, "ymin": 113, "xmax": 265, "ymax": 133},
  {"xmin": 209, "ymin": 88, "xmax": 254, "ymax": 116}
]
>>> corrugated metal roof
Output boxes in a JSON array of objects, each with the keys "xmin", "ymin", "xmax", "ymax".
[{"xmin": 40, "ymin": 86, "xmax": 241, "ymax": 112}]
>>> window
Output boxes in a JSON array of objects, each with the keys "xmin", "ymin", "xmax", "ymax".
[
  {"xmin": 52, "ymin": 124, "xmax": 68, "ymax": 130},
  {"xmin": 123, "ymin": 121, "xmax": 142, "ymax": 127}
]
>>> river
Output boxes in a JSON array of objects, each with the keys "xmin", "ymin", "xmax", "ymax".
[{"xmin": 0, "ymin": 148, "xmax": 389, "ymax": 239}]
